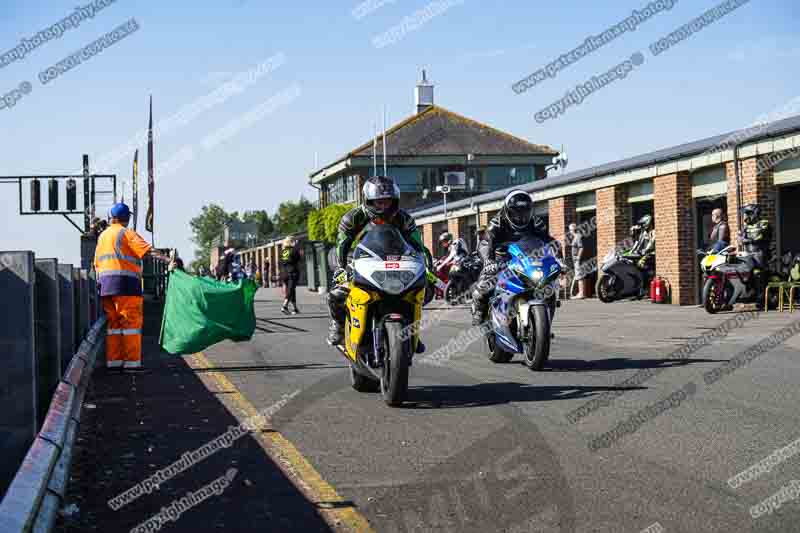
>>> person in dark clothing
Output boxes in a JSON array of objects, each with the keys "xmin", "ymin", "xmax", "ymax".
[
  {"xmin": 262, "ymin": 261, "xmax": 270, "ymax": 287},
  {"xmin": 219, "ymin": 248, "xmax": 244, "ymax": 282},
  {"xmin": 709, "ymin": 208, "xmax": 731, "ymax": 253},
  {"xmin": 279, "ymin": 236, "xmax": 302, "ymax": 314},
  {"xmin": 326, "ymin": 175, "xmax": 432, "ymax": 346},
  {"xmin": 471, "ymin": 190, "xmax": 560, "ymax": 326},
  {"xmin": 737, "ymin": 203, "xmax": 772, "ymax": 307},
  {"xmin": 475, "ymin": 225, "xmax": 487, "ymax": 254}
]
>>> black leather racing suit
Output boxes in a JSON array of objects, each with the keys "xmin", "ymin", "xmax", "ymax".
[
  {"xmin": 327, "ymin": 205, "xmax": 431, "ymax": 337},
  {"xmin": 739, "ymin": 218, "xmax": 772, "ymax": 300},
  {"xmin": 471, "ymin": 210, "xmax": 559, "ymax": 321}
]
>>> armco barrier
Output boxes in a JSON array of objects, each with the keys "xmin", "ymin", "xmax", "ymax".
[{"xmin": 0, "ymin": 317, "xmax": 105, "ymax": 533}]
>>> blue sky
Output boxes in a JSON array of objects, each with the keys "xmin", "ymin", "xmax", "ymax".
[{"xmin": 1, "ymin": 0, "xmax": 797, "ymax": 264}]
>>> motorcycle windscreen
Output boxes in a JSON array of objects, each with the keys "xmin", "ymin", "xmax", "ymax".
[
  {"xmin": 507, "ymin": 235, "xmax": 551, "ymax": 260},
  {"xmin": 354, "ymin": 224, "xmax": 417, "ymax": 260},
  {"xmin": 507, "ymin": 235, "xmax": 560, "ymax": 281}
]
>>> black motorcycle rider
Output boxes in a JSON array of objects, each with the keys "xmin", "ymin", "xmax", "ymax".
[
  {"xmin": 435, "ymin": 231, "xmax": 469, "ymax": 274},
  {"xmin": 471, "ymin": 190, "xmax": 559, "ymax": 326},
  {"xmin": 629, "ymin": 214, "xmax": 656, "ymax": 296},
  {"xmin": 326, "ymin": 176, "xmax": 432, "ymax": 347},
  {"xmin": 737, "ymin": 203, "xmax": 772, "ymax": 305}
]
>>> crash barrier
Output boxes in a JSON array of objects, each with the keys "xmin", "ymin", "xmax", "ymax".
[
  {"xmin": 0, "ymin": 316, "xmax": 105, "ymax": 533},
  {"xmin": 0, "ymin": 251, "xmax": 99, "ymax": 497}
]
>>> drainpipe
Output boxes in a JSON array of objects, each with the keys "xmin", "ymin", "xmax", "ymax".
[{"xmin": 734, "ymin": 143, "xmax": 743, "ymax": 233}]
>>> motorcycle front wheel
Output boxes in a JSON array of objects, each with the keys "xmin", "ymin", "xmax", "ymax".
[
  {"xmin": 350, "ymin": 363, "xmax": 379, "ymax": 392},
  {"xmin": 703, "ymin": 278, "xmax": 720, "ymax": 314},
  {"xmin": 486, "ymin": 331, "xmax": 513, "ymax": 363},
  {"xmin": 596, "ymin": 274, "xmax": 618, "ymax": 303},
  {"xmin": 524, "ymin": 306, "xmax": 551, "ymax": 371},
  {"xmin": 381, "ymin": 321, "xmax": 410, "ymax": 407}
]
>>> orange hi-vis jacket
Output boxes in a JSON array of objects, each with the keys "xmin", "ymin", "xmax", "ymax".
[{"xmin": 94, "ymin": 223, "xmax": 152, "ymax": 296}]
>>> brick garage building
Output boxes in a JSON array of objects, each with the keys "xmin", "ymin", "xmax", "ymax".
[
  {"xmin": 308, "ymin": 71, "xmax": 558, "ymax": 260},
  {"xmin": 413, "ymin": 115, "xmax": 800, "ymax": 305}
]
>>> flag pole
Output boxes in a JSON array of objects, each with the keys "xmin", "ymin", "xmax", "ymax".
[
  {"xmin": 383, "ymin": 105, "xmax": 388, "ymax": 176},
  {"xmin": 132, "ymin": 149, "xmax": 139, "ymax": 231},
  {"xmin": 147, "ymin": 95, "xmax": 155, "ymax": 248},
  {"xmin": 373, "ymin": 121, "xmax": 377, "ymax": 177}
]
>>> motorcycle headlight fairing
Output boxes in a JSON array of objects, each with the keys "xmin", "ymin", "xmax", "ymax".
[{"xmin": 370, "ymin": 269, "xmax": 419, "ymax": 294}]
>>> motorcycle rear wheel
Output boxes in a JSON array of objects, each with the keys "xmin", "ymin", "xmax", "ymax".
[
  {"xmin": 381, "ymin": 321, "xmax": 410, "ymax": 407},
  {"xmin": 445, "ymin": 279, "xmax": 461, "ymax": 305},
  {"xmin": 523, "ymin": 306, "xmax": 551, "ymax": 371}
]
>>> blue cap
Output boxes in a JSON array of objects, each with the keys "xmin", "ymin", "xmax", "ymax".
[{"xmin": 109, "ymin": 202, "xmax": 131, "ymax": 219}]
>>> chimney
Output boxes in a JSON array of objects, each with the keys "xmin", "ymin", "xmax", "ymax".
[{"xmin": 415, "ymin": 69, "xmax": 434, "ymax": 114}]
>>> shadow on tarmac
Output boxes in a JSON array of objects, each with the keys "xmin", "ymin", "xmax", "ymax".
[
  {"xmin": 541, "ymin": 356, "xmax": 724, "ymax": 372},
  {"xmin": 402, "ymin": 382, "xmax": 645, "ymax": 410},
  {"xmin": 56, "ymin": 300, "xmax": 336, "ymax": 533},
  {"xmin": 190, "ymin": 363, "xmax": 349, "ymax": 373}
]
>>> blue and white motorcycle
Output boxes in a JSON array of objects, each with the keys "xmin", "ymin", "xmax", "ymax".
[{"xmin": 483, "ymin": 236, "xmax": 562, "ymax": 370}]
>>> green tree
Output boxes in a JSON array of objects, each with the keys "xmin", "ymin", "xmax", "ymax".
[
  {"xmin": 242, "ymin": 209, "xmax": 275, "ymax": 242},
  {"xmin": 273, "ymin": 196, "xmax": 314, "ymax": 235},
  {"xmin": 307, "ymin": 203, "xmax": 354, "ymax": 243},
  {"xmin": 189, "ymin": 203, "xmax": 238, "ymax": 269}
]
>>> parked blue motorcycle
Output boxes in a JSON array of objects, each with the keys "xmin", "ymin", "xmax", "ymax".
[{"xmin": 484, "ymin": 236, "xmax": 562, "ymax": 370}]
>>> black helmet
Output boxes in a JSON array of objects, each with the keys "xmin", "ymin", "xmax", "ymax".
[
  {"xmin": 742, "ymin": 204, "xmax": 760, "ymax": 224},
  {"xmin": 503, "ymin": 190, "xmax": 534, "ymax": 230},
  {"xmin": 637, "ymin": 214, "xmax": 653, "ymax": 230},
  {"xmin": 363, "ymin": 176, "xmax": 400, "ymax": 221},
  {"xmin": 439, "ymin": 232, "xmax": 453, "ymax": 243}
]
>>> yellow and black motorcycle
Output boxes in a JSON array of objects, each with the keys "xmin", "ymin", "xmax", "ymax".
[{"xmin": 333, "ymin": 224, "xmax": 427, "ymax": 406}]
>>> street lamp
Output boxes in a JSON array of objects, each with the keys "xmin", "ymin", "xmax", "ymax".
[
  {"xmin": 435, "ymin": 184, "xmax": 451, "ymax": 219},
  {"xmin": 546, "ymin": 150, "xmax": 569, "ymax": 175}
]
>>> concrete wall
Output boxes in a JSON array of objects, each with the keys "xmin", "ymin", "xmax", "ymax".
[
  {"xmin": 34, "ymin": 259, "xmax": 61, "ymax": 426},
  {"xmin": 58, "ymin": 264, "xmax": 75, "ymax": 375},
  {"xmin": 0, "ymin": 251, "xmax": 38, "ymax": 492}
]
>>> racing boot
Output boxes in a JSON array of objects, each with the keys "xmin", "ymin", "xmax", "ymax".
[
  {"xmin": 471, "ymin": 300, "xmax": 487, "ymax": 327},
  {"xmin": 326, "ymin": 319, "xmax": 344, "ymax": 346}
]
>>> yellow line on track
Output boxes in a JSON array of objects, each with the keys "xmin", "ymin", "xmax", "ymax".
[{"xmin": 190, "ymin": 351, "xmax": 375, "ymax": 533}]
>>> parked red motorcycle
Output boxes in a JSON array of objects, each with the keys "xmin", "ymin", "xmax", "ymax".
[{"xmin": 432, "ymin": 257, "xmax": 452, "ymax": 299}]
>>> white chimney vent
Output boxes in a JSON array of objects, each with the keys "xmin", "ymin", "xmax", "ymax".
[{"xmin": 415, "ymin": 69, "xmax": 434, "ymax": 114}]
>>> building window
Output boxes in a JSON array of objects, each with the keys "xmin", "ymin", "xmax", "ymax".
[
  {"xmin": 484, "ymin": 166, "xmax": 535, "ymax": 188},
  {"xmin": 328, "ymin": 174, "xmax": 358, "ymax": 204}
]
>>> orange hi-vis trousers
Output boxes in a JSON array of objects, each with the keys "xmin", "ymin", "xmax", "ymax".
[{"xmin": 102, "ymin": 295, "xmax": 144, "ymax": 368}]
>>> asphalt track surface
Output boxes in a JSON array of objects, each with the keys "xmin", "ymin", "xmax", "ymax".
[
  {"xmin": 200, "ymin": 288, "xmax": 800, "ymax": 533},
  {"xmin": 59, "ymin": 288, "xmax": 800, "ymax": 532}
]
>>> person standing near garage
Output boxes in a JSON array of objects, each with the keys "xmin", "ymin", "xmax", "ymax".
[
  {"xmin": 569, "ymin": 223, "xmax": 588, "ymax": 299},
  {"xmin": 94, "ymin": 202, "xmax": 169, "ymax": 370},
  {"xmin": 279, "ymin": 236, "xmax": 302, "ymax": 315}
]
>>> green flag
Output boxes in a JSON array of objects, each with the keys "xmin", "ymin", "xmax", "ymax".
[{"xmin": 159, "ymin": 270, "xmax": 258, "ymax": 355}]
